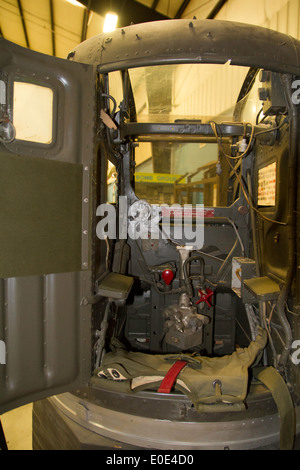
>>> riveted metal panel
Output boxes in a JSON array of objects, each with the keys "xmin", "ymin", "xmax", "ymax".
[
  {"xmin": 0, "ymin": 272, "xmax": 91, "ymax": 413},
  {"xmin": 72, "ymin": 19, "xmax": 300, "ymax": 75}
]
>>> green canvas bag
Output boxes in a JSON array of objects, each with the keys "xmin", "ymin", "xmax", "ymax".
[
  {"xmin": 95, "ymin": 327, "xmax": 267, "ymax": 412},
  {"xmin": 94, "ymin": 327, "xmax": 295, "ymax": 448}
]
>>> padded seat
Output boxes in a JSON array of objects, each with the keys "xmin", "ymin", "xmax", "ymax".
[
  {"xmin": 244, "ymin": 276, "xmax": 281, "ymax": 301},
  {"xmin": 97, "ymin": 272, "xmax": 133, "ymax": 303}
]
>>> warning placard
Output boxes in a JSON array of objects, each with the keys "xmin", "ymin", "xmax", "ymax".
[{"xmin": 258, "ymin": 162, "xmax": 276, "ymax": 206}]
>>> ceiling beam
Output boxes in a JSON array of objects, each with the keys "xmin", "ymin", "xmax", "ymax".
[
  {"xmin": 151, "ymin": 0, "xmax": 160, "ymax": 9},
  {"xmin": 206, "ymin": 0, "xmax": 228, "ymax": 19},
  {"xmin": 81, "ymin": 0, "xmax": 92, "ymax": 42},
  {"xmin": 174, "ymin": 0, "xmax": 191, "ymax": 19},
  {"xmin": 49, "ymin": 0, "xmax": 56, "ymax": 56},
  {"xmin": 77, "ymin": 0, "xmax": 170, "ymax": 27},
  {"xmin": 17, "ymin": 0, "xmax": 30, "ymax": 48},
  {"xmin": 81, "ymin": 9, "xmax": 90, "ymax": 42}
]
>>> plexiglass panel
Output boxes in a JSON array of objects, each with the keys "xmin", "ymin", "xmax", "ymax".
[{"xmin": 128, "ymin": 63, "xmax": 248, "ymax": 123}]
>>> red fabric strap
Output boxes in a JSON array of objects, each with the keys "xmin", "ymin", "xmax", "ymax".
[{"xmin": 158, "ymin": 360, "xmax": 188, "ymax": 394}]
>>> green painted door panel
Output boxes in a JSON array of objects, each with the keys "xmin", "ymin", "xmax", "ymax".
[{"xmin": 0, "ymin": 38, "xmax": 95, "ymax": 413}]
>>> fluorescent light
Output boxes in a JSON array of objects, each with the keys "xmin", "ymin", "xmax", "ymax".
[{"xmin": 103, "ymin": 13, "xmax": 118, "ymax": 33}]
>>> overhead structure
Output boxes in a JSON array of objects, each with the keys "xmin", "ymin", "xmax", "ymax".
[{"xmin": 0, "ymin": 0, "xmax": 229, "ymax": 58}]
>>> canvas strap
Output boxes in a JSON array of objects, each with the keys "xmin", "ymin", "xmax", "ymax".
[
  {"xmin": 158, "ymin": 360, "xmax": 188, "ymax": 394},
  {"xmin": 256, "ymin": 366, "xmax": 295, "ymax": 450}
]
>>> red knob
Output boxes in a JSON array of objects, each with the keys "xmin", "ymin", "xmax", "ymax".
[{"xmin": 161, "ymin": 269, "xmax": 174, "ymax": 285}]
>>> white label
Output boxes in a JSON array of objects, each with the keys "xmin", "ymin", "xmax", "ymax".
[
  {"xmin": 0, "ymin": 80, "xmax": 6, "ymax": 105},
  {"xmin": 258, "ymin": 162, "xmax": 276, "ymax": 206},
  {"xmin": 0, "ymin": 340, "xmax": 6, "ymax": 364}
]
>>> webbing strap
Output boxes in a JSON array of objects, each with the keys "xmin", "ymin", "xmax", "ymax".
[
  {"xmin": 158, "ymin": 360, "xmax": 188, "ymax": 394},
  {"xmin": 257, "ymin": 366, "xmax": 295, "ymax": 450}
]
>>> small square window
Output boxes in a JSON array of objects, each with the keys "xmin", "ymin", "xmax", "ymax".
[{"xmin": 13, "ymin": 81, "xmax": 54, "ymax": 144}]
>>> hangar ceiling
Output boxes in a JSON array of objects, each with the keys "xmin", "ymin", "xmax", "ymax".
[{"xmin": 0, "ymin": 0, "xmax": 226, "ymax": 58}]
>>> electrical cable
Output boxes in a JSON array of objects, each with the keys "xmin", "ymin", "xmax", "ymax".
[
  {"xmin": 101, "ymin": 93, "xmax": 117, "ymax": 116},
  {"xmin": 254, "ymin": 119, "xmax": 288, "ymax": 136},
  {"xmin": 210, "ymin": 120, "xmax": 255, "ymax": 160},
  {"xmin": 227, "ymin": 217, "xmax": 245, "ymax": 256},
  {"xmin": 210, "ymin": 120, "xmax": 287, "ymax": 226}
]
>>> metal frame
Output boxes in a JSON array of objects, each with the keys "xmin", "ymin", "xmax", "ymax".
[
  {"xmin": 50, "ymin": 391, "xmax": 300, "ymax": 450},
  {"xmin": 120, "ymin": 122, "xmax": 262, "ymax": 138}
]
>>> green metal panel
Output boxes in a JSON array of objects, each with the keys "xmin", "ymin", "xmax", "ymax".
[
  {"xmin": 0, "ymin": 152, "xmax": 82, "ymax": 278},
  {"xmin": 0, "ymin": 38, "xmax": 95, "ymax": 413}
]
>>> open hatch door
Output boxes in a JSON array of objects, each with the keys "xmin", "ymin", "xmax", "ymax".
[{"xmin": 0, "ymin": 38, "xmax": 95, "ymax": 413}]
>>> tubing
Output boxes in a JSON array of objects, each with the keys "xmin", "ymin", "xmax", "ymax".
[{"xmin": 182, "ymin": 255, "xmax": 205, "ymax": 298}]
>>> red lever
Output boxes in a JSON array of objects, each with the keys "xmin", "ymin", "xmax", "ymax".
[{"xmin": 196, "ymin": 288, "xmax": 214, "ymax": 307}]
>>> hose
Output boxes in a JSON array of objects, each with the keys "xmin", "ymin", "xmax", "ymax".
[{"xmin": 182, "ymin": 255, "xmax": 205, "ymax": 298}]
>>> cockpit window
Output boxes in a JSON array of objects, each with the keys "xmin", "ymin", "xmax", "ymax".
[
  {"xmin": 134, "ymin": 141, "xmax": 219, "ymax": 206},
  {"xmin": 128, "ymin": 63, "xmax": 249, "ymax": 123},
  {"xmin": 125, "ymin": 63, "xmax": 249, "ymax": 206},
  {"xmin": 13, "ymin": 81, "xmax": 54, "ymax": 144}
]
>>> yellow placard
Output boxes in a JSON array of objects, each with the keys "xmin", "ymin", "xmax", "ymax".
[{"xmin": 135, "ymin": 173, "xmax": 185, "ymax": 184}]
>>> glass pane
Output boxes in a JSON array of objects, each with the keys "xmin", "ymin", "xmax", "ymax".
[
  {"xmin": 129, "ymin": 63, "xmax": 249, "ymax": 123},
  {"xmin": 127, "ymin": 63, "xmax": 250, "ymax": 207},
  {"xmin": 13, "ymin": 82, "xmax": 53, "ymax": 144},
  {"xmin": 134, "ymin": 141, "xmax": 220, "ymax": 206}
]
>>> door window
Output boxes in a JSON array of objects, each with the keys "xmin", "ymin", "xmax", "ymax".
[{"xmin": 13, "ymin": 81, "xmax": 54, "ymax": 144}]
